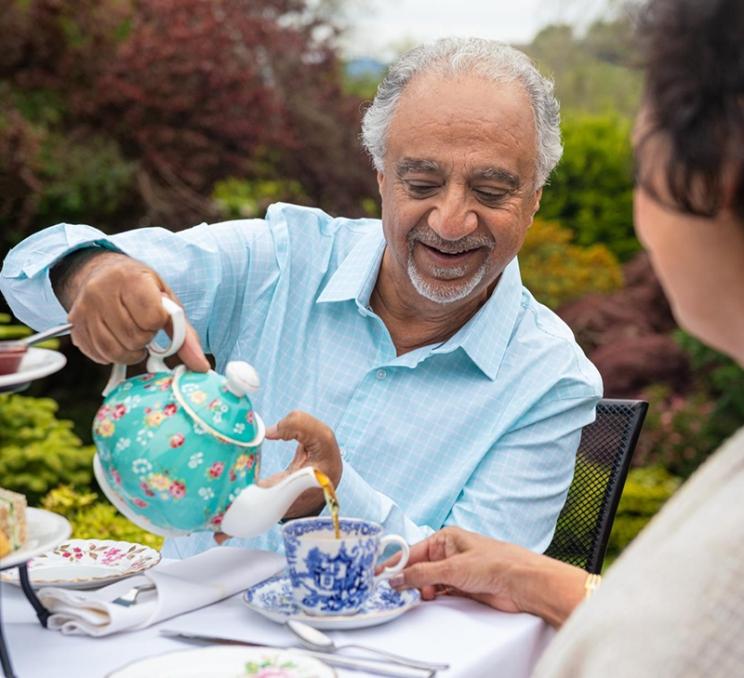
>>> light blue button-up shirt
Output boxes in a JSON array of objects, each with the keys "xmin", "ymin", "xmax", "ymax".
[{"xmin": 1, "ymin": 203, "xmax": 602, "ymax": 558}]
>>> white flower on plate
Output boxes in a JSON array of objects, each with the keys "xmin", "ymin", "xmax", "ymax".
[
  {"xmin": 188, "ymin": 452, "xmax": 204, "ymax": 469},
  {"xmin": 198, "ymin": 487, "xmax": 214, "ymax": 500},
  {"xmin": 233, "ymin": 422, "xmax": 245, "ymax": 434}
]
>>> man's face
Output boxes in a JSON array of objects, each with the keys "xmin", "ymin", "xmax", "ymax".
[{"xmin": 377, "ymin": 71, "xmax": 542, "ymax": 307}]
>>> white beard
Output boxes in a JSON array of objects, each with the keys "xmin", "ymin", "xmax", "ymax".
[{"xmin": 406, "ymin": 254, "xmax": 490, "ymax": 304}]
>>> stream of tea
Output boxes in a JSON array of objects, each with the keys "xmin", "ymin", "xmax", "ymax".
[{"xmin": 314, "ymin": 469, "xmax": 340, "ymax": 538}]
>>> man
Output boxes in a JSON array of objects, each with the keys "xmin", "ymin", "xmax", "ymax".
[
  {"xmin": 0, "ymin": 38, "xmax": 601, "ymax": 558},
  {"xmin": 387, "ymin": 2, "xmax": 744, "ymax": 677}
]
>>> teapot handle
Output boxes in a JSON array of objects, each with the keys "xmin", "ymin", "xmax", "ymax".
[{"xmin": 102, "ymin": 296, "xmax": 186, "ymax": 396}]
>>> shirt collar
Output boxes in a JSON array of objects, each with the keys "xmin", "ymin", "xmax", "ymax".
[
  {"xmin": 318, "ymin": 228, "xmax": 524, "ymax": 382},
  {"xmin": 316, "ymin": 227, "xmax": 385, "ymax": 308},
  {"xmin": 431, "ymin": 257, "xmax": 524, "ymax": 381}
]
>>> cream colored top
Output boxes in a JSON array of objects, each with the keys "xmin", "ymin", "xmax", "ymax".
[{"xmin": 533, "ymin": 426, "xmax": 744, "ymax": 678}]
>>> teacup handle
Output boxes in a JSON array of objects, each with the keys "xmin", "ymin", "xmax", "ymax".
[
  {"xmin": 102, "ymin": 296, "xmax": 186, "ymax": 396},
  {"xmin": 374, "ymin": 535, "xmax": 410, "ymax": 583}
]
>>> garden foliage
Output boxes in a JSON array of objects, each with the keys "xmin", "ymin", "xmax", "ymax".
[
  {"xmin": 0, "ymin": 393, "xmax": 94, "ymax": 504},
  {"xmin": 634, "ymin": 333, "xmax": 744, "ymax": 479},
  {"xmin": 540, "ymin": 113, "xmax": 638, "ymax": 261},
  {"xmin": 42, "ymin": 485, "xmax": 163, "ymax": 549},
  {"xmin": 606, "ymin": 466, "xmax": 682, "ymax": 561},
  {"xmin": 526, "ymin": 20, "xmax": 642, "ymax": 118},
  {"xmin": 0, "ymin": 0, "xmax": 377, "ymax": 247},
  {"xmin": 520, "ymin": 219, "xmax": 623, "ymax": 309}
]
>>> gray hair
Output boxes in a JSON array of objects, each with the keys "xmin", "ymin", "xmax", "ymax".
[{"xmin": 361, "ymin": 37, "xmax": 562, "ymax": 188}]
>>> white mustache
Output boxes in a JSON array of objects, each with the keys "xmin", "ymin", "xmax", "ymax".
[{"xmin": 408, "ymin": 226, "xmax": 494, "ymax": 254}]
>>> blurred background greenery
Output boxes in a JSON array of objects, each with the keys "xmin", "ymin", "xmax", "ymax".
[{"xmin": 1, "ymin": 0, "xmax": 741, "ymax": 558}]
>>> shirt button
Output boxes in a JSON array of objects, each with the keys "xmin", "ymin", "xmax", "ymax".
[{"xmin": 376, "ymin": 369, "xmax": 386, "ymax": 380}]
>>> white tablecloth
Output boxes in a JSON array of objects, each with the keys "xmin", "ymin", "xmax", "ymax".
[{"xmin": 0, "ymin": 579, "xmax": 554, "ymax": 677}]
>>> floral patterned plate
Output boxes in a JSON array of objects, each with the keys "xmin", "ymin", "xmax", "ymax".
[
  {"xmin": 0, "ymin": 538, "xmax": 161, "ymax": 589},
  {"xmin": 106, "ymin": 646, "xmax": 335, "ymax": 678},
  {"xmin": 242, "ymin": 574, "xmax": 420, "ymax": 630}
]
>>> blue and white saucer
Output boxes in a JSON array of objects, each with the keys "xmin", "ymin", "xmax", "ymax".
[{"xmin": 242, "ymin": 574, "xmax": 420, "ymax": 630}]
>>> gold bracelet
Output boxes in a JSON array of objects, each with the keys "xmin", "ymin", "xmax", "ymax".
[{"xmin": 584, "ymin": 573, "xmax": 602, "ymax": 599}]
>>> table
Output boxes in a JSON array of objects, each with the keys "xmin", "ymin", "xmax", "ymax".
[{"xmin": 0, "ymin": 580, "xmax": 554, "ymax": 677}]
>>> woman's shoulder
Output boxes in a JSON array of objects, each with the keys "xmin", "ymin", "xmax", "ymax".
[{"xmin": 533, "ymin": 427, "xmax": 744, "ymax": 678}]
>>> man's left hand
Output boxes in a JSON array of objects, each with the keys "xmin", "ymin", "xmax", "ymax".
[
  {"xmin": 263, "ymin": 410, "xmax": 343, "ymax": 519},
  {"xmin": 214, "ymin": 411, "xmax": 342, "ymax": 544}
]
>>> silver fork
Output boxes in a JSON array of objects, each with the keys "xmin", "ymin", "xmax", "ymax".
[{"xmin": 112, "ymin": 582, "xmax": 156, "ymax": 607}]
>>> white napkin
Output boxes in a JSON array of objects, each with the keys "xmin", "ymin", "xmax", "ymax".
[{"xmin": 37, "ymin": 546, "xmax": 285, "ymax": 637}]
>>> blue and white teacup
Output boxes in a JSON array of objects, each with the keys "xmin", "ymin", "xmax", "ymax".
[{"xmin": 281, "ymin": 517, "xmax": 410, "ymax": 616}]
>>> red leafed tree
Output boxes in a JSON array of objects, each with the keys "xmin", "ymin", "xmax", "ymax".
[
  {"xmin": 0, "ymin": 0, "xmax": 377, "ymax": 232},
  {"xmin": 85, "ymin": 0, "xmax": 376, "ymax": 225}
]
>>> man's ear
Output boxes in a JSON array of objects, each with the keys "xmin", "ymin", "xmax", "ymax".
[
  {"xmin": 377, "ymin": 171, "xmax": 385, "ymax": 196},
  {"xmin": 532, "ymin": 187, "xmax": 543, "ymax": 216},
  {"xmin": 526, "ymin": 188, "xmax": 543, "ymax": 228}
]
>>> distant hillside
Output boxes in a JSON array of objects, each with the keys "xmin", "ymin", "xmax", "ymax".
[
  {"xmin": 523, "ymin": 20, "xmax": 642, "ymax": 118},
  {"xmin": 345, "ymin": 57, "xmax": 387, "ymax": 79}
]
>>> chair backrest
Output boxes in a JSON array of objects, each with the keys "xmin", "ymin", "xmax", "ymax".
[{"xmin": 544, "ymin": 398, "xmax": 648, "ymax": 573}]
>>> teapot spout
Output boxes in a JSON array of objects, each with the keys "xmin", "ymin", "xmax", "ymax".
[{"xmin": 220, "ymin": 467, "xmax": 320, "ymax": 538}]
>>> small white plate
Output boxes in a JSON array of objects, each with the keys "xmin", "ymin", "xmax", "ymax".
[
  {"xmin": 243, "ymin": 574, "xmax": 420, "ymax": 630},
  {"xmin": 107, "ymin": 646, "xmax": 335, "ymax": 678},
  {"xmin": 0, "ymin": 507, "xmax": 71, "ymax": 570},
  {"xmin": 0, "ymin": 538, "xmax": 161, "ymax": 589},
  {"xmin": 0, "ymin": 347, "xmax": 66, "ymax": 391}
]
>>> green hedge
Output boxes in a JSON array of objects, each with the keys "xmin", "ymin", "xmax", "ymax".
[
  {"xmin": 41, "ymin": 485, "xmax": 163, "ymax": 549},
  {"xmin": 606, "ymin": 466, "xmax": 682, "ymax": 562},
  {"xmin": 0, "ymin": 393, "xmax": 94, "ymax": 504}
]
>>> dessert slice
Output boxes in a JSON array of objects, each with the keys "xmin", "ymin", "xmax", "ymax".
[{"xmin": 0, "ymin": 487, "xmax": 27, "ymax": 557}]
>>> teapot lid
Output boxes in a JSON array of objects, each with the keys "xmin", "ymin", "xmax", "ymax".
[{"xmin": 172, "ymin": 362, "xmax": 261, "ymax": 446}]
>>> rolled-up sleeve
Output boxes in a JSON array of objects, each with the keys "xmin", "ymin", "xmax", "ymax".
[
  {"xmin": 0, "ymin": 224, "xmax": 123, "ymax": 329},
  {"xmin": 0, "ymin": 220, "xmax": 275, "ymax": 357}
]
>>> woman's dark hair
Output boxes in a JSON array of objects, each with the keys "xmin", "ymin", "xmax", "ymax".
[{"xmin": 636, "ymin": 0, "xmax": 744, "ymax": 220}]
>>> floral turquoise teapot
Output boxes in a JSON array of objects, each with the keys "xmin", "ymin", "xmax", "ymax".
[{"xmin": 92, "ymin": 297, "xmax": 321, "ymax": 538}]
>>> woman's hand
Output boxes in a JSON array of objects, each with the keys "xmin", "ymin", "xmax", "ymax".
[{"xmin": 388, "ymin": 526, "xmax": 587, "ymax": 627}]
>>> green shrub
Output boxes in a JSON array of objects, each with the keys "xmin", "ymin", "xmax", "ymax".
[
  {"xmin": 212, "ymin": 177, "xmax": 310, "ymax": 220},
  {"xmin": 676, "ymin": 331, "xmax": 744, "ymax": 438},
  {"xmin": 42, "ymin": 485, "xmax": 163, "ymax": 549},
  {"xmin": 539, "ymin": 113, "xmax": 638, "ymax": 261},
  {"xmin": 606, "ymin": 466, "xmax": 682, "ymax": 561},
  {"xmin": 634, "ymin": 384, "xmax": 720, "ymax": 479},
  {"xmin": 35, "ymin": 132, "xmax": 136, "ymax": 228},
  {"xmin": 0, "ymin": 393, "xmax": 95, "ymax": 504},
  {"xmin": 635, "ymin": 330, "xmax": 744, "ymax": 480},
  {"xmin": 520, "ymin": 218, "xmax": 623, "ymax": 309}
]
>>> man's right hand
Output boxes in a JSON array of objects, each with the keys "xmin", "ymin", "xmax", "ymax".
[{"xmin": 61, "ymin": 250, "xmax": 210, "ymax": 371}]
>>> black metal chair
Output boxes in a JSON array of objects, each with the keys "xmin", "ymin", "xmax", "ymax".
[{"xmin": 544, "ymin": 398, "xmax": 648, "ymax": 573}]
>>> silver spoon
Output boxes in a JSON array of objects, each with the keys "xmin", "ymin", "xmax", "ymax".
[
  {"xmin": 286, "ymin": 619, "xmax": 449, "ymax": 672},
  {"xmin": 0, "ymin": 322, "xmax": 73, "ymax": 349}
]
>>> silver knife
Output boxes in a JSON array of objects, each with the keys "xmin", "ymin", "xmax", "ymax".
[{"xmin": 159, "ymin": 629, "xmax": 436, "ymax": 677}]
